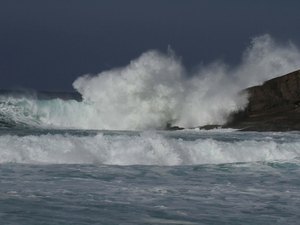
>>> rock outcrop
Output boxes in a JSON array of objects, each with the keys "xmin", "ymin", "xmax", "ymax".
[{"xmin": 226, "ymin": 69, "xmax": 300, "ymax": 131}]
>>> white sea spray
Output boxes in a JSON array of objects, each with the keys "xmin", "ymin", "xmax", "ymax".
[{"xmin": 0, "ymin": 34, "xmax": 299, "ymax": 130}]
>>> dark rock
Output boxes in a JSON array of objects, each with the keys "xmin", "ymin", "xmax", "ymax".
[
  {"xmin": 225, "ymin": 69, "xmax": 300, "ymax": 131},
  {"xmin": 165, "ymin": 123, "xmax": 184, "ymax": 130},
  {"xmin": 166, "ymin": 126, "xmax": 184, "ymax": 130},
  {"xmin": 198, "ymin": 125, "xmax": 222, "ymax": 130}
]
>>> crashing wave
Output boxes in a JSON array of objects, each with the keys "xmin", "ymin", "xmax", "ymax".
[
  {"xmin": 0, "ymin": 34, "xmax": 300, "ymax": 130},
  {"xmin": 0, "ymin": 131, "xmax": 299, "ymax": 165}
]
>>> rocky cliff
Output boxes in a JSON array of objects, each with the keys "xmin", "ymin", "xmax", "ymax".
[{"xmin": 226, "ymin": 69, "xmax": 300, "ymax": 131}]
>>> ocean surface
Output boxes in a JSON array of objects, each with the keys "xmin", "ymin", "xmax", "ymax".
[
  {"xmin": 0, "ymin": 128, "xmax": 300, "ymax": 225},
  {"xmin": 0, "ymin": 91, "xmax": 300, "ymax": 224}
]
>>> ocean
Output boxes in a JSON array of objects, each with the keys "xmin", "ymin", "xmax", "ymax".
[{"xmin": 1, "ymin": 100, "xmax": 300, "ymax": 225}]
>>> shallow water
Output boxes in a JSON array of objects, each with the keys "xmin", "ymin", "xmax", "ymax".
[{"xmin": 0, "ymin": 129, "xmax": 300, "ymax": 224}]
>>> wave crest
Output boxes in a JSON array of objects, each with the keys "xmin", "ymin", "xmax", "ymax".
[{"xmin": 0, "ymin": 132, "xmax": 299, "ymax": 165}]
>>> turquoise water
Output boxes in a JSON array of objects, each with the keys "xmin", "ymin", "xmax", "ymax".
[{"xmin": 0, "ymin": 129, "xmax": 300, "ymax": 224}]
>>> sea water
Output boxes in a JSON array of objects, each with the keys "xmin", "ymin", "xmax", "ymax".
[
  {"xmin": 0, "ymin": 128, "xmax": 300, "ymax": 225},
  {"xmin": 1, "ymin": 35, "xmax": 300, "ymax": 224}
]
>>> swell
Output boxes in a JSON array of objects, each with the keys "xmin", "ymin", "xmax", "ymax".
[
  {"xmin": 0, "ymin": 96, "xmax": 82, "ymax": 129},
  {"xmin": 0, "ymin": 90, "xmax": 82, "ymax": 128}
]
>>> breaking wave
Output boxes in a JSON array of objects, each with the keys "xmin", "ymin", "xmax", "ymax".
[
  {"xmin": 1, "ymin": 34, "xmax": 300, "ymax": 130},
  {"xmin": 0, "ymin": 131, "xmax": 300, "ymax": 165}
]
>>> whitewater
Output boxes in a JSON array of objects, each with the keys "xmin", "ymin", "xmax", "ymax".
[
  {"xmin": 1, "ymin": 35, "xmax": 300, "ymax": 224},
  {"xmin": 1, "ymin": 35, "xmax": 300, "ymax": 130},
  {"xmin": 1, "ymin": 130, "xmax": 300, "ymax": 165}
]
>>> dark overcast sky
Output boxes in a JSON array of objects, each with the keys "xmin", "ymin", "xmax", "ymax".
[{"xmin": 1, "ymin": 0, "xmax": 300, "ymax": 91}]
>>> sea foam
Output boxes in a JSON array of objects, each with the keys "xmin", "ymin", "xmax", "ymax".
[{"xmin": 0, "ymin": 132, "xmax": 299, "ymax": 165}]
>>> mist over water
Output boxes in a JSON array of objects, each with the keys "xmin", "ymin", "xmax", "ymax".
[
  {"xmin": 1, "ymin": 34, "xmax": 300, "ymax": 130},
  {"xmin": 72, "ymin": 34, "xmax": 300, "ymax": 130}
]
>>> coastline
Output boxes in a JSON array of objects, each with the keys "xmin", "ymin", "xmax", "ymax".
[{"xmin": 169, "ymin": 69, "xmax": 300, "ymax": 132}]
